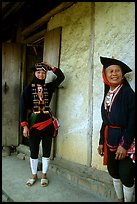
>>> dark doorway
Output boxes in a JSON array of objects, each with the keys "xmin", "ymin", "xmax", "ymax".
[{"xmin": 22, "ymin": 40, "xmax": 44, "ymax": 146}]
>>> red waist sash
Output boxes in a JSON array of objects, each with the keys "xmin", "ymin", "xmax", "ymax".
[{"xmin": 30, "ymin": 118, "xmax": 53, "ymax": 130}]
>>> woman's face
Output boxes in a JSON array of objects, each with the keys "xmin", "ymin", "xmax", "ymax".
[
  {"xmin": 105, "ymin": 65, "xmax": 123, "ymax": 86},
  {"xmin": 35, "ymin": 69, "xmax": 47, "ymax": 80}
]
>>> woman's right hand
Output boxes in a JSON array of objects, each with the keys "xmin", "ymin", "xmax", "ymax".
[
  {"xmin": 97, "ymin": 144, "xmax": 104, "ymax": 156},
  {"xmin": 41, "ymin": 61, "xmax": 53, "ymax": 70},
  {"xmin": 23, "ymin": 126, "xmax": 29, "ymax": 137}
]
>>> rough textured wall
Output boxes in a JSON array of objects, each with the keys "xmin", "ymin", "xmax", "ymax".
[
  {"xmin": 47, "ymin": 2, "xmax": 135, "ymax": 170},
  {"xmin": 48, "ymin": 2, "xmax": 93, "ymax": 165},
  {"xmin": 92, "ymin": 2, "xmax": 135, "ymax": 170}
]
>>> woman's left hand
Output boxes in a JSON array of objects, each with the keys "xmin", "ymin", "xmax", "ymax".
[{"xmin": 115, "ymin": 145, "xmax": 127, "ymax": 160}]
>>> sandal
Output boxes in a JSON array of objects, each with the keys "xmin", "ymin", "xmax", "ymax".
[
  {"xmin": 26, "ymin": 178, "xmax": 37, "ymax": 187},
  {"xmin": 41, "ymin": 178, "xmax": 49, "ymax": 187}
]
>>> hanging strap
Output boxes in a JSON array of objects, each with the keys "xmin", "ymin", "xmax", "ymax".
[{"xmin": 103, "ymin": 125, "xmax": 108, "ymax": 165}]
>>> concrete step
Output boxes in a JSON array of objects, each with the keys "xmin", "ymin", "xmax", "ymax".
[
  {"xmin": 2, "ymin": 154, "xmax": 112, "ymax": 202},
  {"xmin": 16, "ymin": 144, "xmax": 117, "ymax": 201}
]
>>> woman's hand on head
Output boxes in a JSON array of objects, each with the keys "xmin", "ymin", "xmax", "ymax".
[{"xmin": 41, "ymin": 61, "xmax": 53, "ymax": 70}]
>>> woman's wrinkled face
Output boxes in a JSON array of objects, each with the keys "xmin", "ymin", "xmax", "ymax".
[
  {"xmin": 105, "ymin": 65, "xmax": 123, "ymax": 85},
  {"xmin": 35, "ymin": 69, "xmax": 47, "ymax": 80}
]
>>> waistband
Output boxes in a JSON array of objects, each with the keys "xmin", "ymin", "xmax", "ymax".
[{"xmin": 109, "ymin": 125, "xmax": 121, "ymax": 128}]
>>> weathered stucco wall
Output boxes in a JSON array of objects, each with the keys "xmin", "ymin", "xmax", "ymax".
[
  {"xmin": 48, "ymin": 2, "xmax": 93, "ymax": 165},
  {"xmin": 47, "ymin": 2, "xmax": 135, "ymax": 170}
]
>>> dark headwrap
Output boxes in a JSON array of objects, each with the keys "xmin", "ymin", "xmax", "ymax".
[
  {"xmin": 31, "ymin": 62, "xmax": 48, "ymax": 85},
  {"xmin": 31, "ymin": 62, "xmax": 49, "ymax": 72}
]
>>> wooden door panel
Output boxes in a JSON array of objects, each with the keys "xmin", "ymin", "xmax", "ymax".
[
  {"xmin": 2, "ymin": 43, "xmax": 21, "ymax": 146},
  {"xmin": 43, "ymin": 27, "xmax": 62, "ymax": 115},
  {"xmin": 43, "ymin": 27, "xmax": 62, "ymax": 159},
  {"xmin": 43, "ymin": 27, "xmax": 61, "ymax": 66}
]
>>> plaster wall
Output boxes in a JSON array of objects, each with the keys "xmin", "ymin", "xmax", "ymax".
[
  {"xmin": 47, "ymin": 2, "xmax": 135, "ymax": 170},
  {"xmin": 48, "ymin": 2, "xmax": 93, "ymax": 165}
]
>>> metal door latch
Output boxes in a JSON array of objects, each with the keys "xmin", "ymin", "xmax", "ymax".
[{"xmin": 4, "ymin": 81, "xmax": 9, "ymax": 94}]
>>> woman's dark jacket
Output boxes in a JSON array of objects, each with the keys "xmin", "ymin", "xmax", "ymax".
[
  {"xmin": 99, "ymin": 84, "xmax": 135, "ymax": 150},
  {"xmin": 20, "ymin": 68, "xmax": 65, "ymax": 126}
]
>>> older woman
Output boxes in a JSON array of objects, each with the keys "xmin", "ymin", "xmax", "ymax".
[
  {"xmin": 97, "ymin": 56, "xmax": 135, "ymax": 202},
  {"xmin": 20, "ymin": 61, "xmax": 65, "ymax": 187}
]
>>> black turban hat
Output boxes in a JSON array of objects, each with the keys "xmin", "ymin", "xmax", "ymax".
[{"xmin": 100, "ymin": 56, "xmax": 132, "ymax": 75}]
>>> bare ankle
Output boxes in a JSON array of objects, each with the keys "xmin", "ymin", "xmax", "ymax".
[
  {"xmin": 118, "ymin": 198, "xmax": 124, "ymax": 202},
  {"xmin": 42, "ymin": 173, "xmax": 47, "ymax": 179},
  {"xmin": 32, "ymin": 174, "xmax": 37, "ymax": 180}
]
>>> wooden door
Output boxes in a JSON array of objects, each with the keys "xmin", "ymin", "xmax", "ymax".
[
  {"xmin": 43, "ymin": 27, "xmax": 62, "ymax": 159},
  {"xmin": 2, "ymin": 43, "xmax": 22, "ymax": 147},
  {"xmin": 43, "ymin": 27, "xmax": 62, "ymax": 115},
  {"xmin": 21, "ymin": 43, "xmax": 43, "ymax": 146}
]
